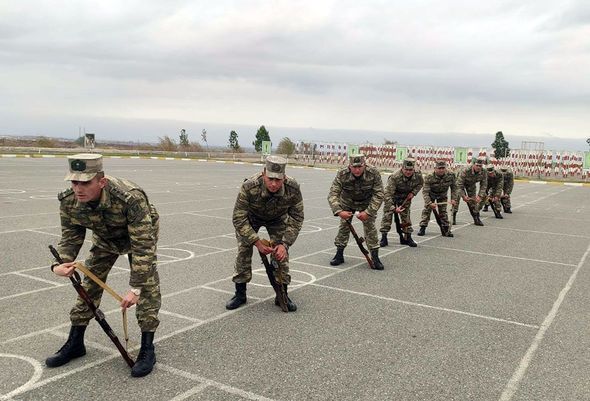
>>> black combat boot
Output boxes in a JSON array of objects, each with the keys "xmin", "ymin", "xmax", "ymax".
[
  {"xmin": 46, "ymin": 325, "xmax": 87, "ymax": 368},
  {"xmin": 131, "ymin": 332, "xmax": 156, "ymax": 377},
  {"xmin": 417, "ymin": 226, "xmax": 426, "ymax": 236},
  {"xmin": 473, "ymin": 214, "xmax": 484, "ymax": 226},
  {"xmin": 443, "ymin": 227, "xmax": 454, "ymax": 237},
  {"xmin": 330, "ymin": 247, "xmax": 345, "ymax": 266},
  {"xmin": 275, "ymin": 284, "xmax": 297, "ymax": 312},
  {"xmin": 505, "ymin": 207, "xmax": 512, "ymax": 214},
  {"xmin": 226, "ymin": 282, "xmax": 247, "ymax": 310},
  {"xmin": 482, "ymin": 204, "xmax": 489, "ymax": 212},
  {"xmin": 370, "ymin": 249, "xmax": 384, "ymax": 270},
  {"xmin": 452, "ymin": 212, "xmax": 457, "ymax": 225},
  {"xmin": 405, "ymin": 234, "xmax": 417, "ymax": 247},
  {"xmin": 399, "ymin": 233, "xmax": 407, "ymax": 245},
  {"xmin": 495, "ymin": 212, "xmax": 503, "ymax": 219},
  {"xmin": 379, "ymin": 232, "xmax": 388, "ymax": 247}
]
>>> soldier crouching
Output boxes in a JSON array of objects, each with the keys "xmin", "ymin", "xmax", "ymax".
[
  {"xmin": 226, "ymin": 156, "xmax": 304, "ymax": 312},
  {"xmin": 47, "ymin": 153, "xmax": 161, "ymax": 377}
]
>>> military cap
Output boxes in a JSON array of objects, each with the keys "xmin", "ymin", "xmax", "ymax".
[
  {"xmin": 64, "ymin": 153, "xmax": 103, "ymax": 181},
  {"xmin": 265, "ymin": 155, "xmax": 287, "ymax": 179},
  {"xmin": 402, "ymin": 157, "xmax": 416, "ymax": 169},
  {"xmin": 349, "ymin": 153, "xmax": 366, "ymax": 167},
  {"xmin": 486, "ymin": 164, "xmax": 495, "ymax": 172},
  {"xmin": 435, "ymin": 160, "xmax": 447, "ymax": 168},
  {"xmin": 500, "ymin": 166, "xmax": 509, "ymax": 172},
  {"xmin": 474, "ymin": 157, "xmax": 486, "ymax": 166}
]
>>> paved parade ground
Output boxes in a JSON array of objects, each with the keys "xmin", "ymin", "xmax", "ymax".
[{"xmin": 1, "ymin": 156, "xmax": 589, "ymax": 401}]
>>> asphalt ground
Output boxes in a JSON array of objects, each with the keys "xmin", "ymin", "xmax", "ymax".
[{"xmin": 1, "ymin": 157, "xmax": 589, "ymax": 401}]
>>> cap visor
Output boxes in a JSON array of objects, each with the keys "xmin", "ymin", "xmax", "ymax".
[
  {"xmin": 266, "ymin": 172, "xmax": 284, "ymax": 179},
  {"xmin": 64, "ymin": 172, "xmax": 97, "ymax": 182}
]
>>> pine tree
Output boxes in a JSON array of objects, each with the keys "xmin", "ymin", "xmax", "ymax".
[{"xmin": 252, "ymin": 125, "xmax": 271, "ymax": 153}]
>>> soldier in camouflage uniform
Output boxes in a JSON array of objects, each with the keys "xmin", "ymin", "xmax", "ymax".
[
  {"xmin": 500, "ymin": 166, "xmax": 514, "ymax": 213},
  {"xmin": 327, "ymin": 154, "xmax": 384, "ymax": 270},
  {"xmin": 47, "ymin": 154, "xmax": 160, "ymax": 377},
  {"xmin": 226, "ymin": 156, "xmax": 304, "ymax": 311},
  {"xmin": 379, "ymin": 158, "xmax": 423, "ymax": 247},
  {"xmin": 452, "ymin": 156, "xmax": 487, "ymax": 226},
  {"xmin": 481, "ymin": 165, "xmax": 504, "ymax": 219},
  {"xmin": 417, "ymin": 160, "xmax": 457, "ymax": 237}
]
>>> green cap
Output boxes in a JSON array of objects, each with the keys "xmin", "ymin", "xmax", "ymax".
[
  {"xmin": 486, "ymin": 164, "xmax": 495, "ymax": 172},
  {"xmin": 349, "ymin": 153, "xmax": 366, "ymax": 167},
  {"xmin": 265, "ymin": 155, "xmax": 287, "ymax": 179},
  {"xmin": 65, "ymin": 153, "xmax": 103, "ymax": 181},
  {"xmin": 402, "ymin": 157, "xmax": 416, "ymax": 169},
  {"xmin": 474, "ymin": 157, "xmax": 486, "ymax": 166}
]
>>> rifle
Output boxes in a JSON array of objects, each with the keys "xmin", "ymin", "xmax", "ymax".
[
  {"xmin": 431, "ymin": 202, "xmax": 448, "ymax": 236},
  {"xmin": 49, "ymin": 246, "xmax": 135, "ymax": 368},
  {"xmin": 488, "ymin": 196, "xmax": 501, "ymax": 218},
  {"xmin": 392, "ymin": 195, "xmax": 412, "ymax": 237},
  {"xmin": 462, "ymin": 189, "xmax": 478, "ymax": 220},
  {"xmin": 345, "ymin": 217, "xmax": 374, "ymax": 269},
  {"xmin": 258, "ymin": 240, "xmax": 288, "ymax": 312}
]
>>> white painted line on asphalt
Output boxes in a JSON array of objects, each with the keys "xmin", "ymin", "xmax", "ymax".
[
  {"xmin": 11, "ymin": 272, "xmax": 62, "ymax": 286},
  {"xmin": 160, "ymin": 364, "xmax": 277, "ymax": 401},
  {"xmin": 0, "ymin": 354, "xmax": 43, "ymax": 401},
  {"xmin": 529, "ymin": 181, "xmax": 547, "ymax": 184},
  {"xmin": 485, "ymin": 225, "xmax": 590, "ymax": 239},
  {"xmin": 0, "ymin": 225, "xmax": 59, "ymax": 235},
  {"xmin": 184, "ymin": 212, "xmax": 232, "ymax": 221},
  {"xmin": 168, "ymin": 383, "xmax": 210, "ymax": 401},
  {"xmin": 311, "ymin": 283, "xmax": 540, "ymax": 329},
  {"xmin": 564, "ymin": 182, "xmax": 583, "ymax": 187},
  {"xmin": 184, "ymin": 243, "xmax": 231, "ymax": 251},
  {"xmin": 158, "ymin": 309, "xmax": 204, "ymax": 323},
  {"xmin": 0, "ymin": 211, "xmax": 56, "ymax": 219},
  {"xmin": 499, "ymin": 241, "xmax": 590, "ymax": 401},
  {"xmin": 420, "ymin": 244, "xmax": 576, "ymax": 267}
]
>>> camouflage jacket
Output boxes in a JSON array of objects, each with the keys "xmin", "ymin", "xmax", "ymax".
[
  {"xmin": 327, "ymin": 166, "xmax": 384, "ymax": 217},
  {"xmin": 486, "ymin": 171, "xmax": 504, "ymax": 196},
  {"xmin": 232, "ymin": 173, "xmax": 304, "ymax": 247},
  {"xmin": 55, "ymin": 177, "xmax": 159, "ymax": 288},
  {"xmin": 455, "ymin": 166, "xmax": 488, "ymax": 198},
  {"xmin": 384, "ymin": 169, "xmax": 423, "ymax": 207},
  {"xmin": 422, "ymin": 171, "xmax": 456, "ymax": 204},
  {"xmin": 502, "ymin": 169, "xmax": 514, "ymax": 194}
]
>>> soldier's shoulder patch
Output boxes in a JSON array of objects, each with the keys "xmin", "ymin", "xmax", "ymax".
[
  {"xmin": 57, "ymin": 188, "xmax": 74, "ymax": 201},
  {"xmin": 109, "ymin": 184, "xmax": 134, "ymax": 203},
  {"xmin": 242, "ymin": 173, "xmax": 262, "ymax": 191},
  {"xmin": 337, "ymin": 167, "xmax": 350, "ymax": 177}
]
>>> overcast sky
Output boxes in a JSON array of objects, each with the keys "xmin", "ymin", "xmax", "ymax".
[{"xmin": 1, "ymin": 0, "xmax": 589, "ymax": 147}]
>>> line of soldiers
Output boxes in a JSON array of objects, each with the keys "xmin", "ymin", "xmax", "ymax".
[{"xmin": 44, "ymin": 152, "xmax": 514, "ymax": 377}]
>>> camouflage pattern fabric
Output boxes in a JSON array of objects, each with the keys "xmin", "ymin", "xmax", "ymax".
[
  {"xmin": 55, "ymin": 176, "xmax": 161, "ymax": 331},
  {"xmin": 419, "ymin": 171, "xmax": 456, "ymax": 228},
  {"xmin": 501, "ymin": 168, "xmax": 514, "ymax": 209},
  {"xmin": 232, "ymin": 173, "xmax": 304, "ymax": 284},
  {"xmin": 480, "ymin": 170, "xmax": 504, "ymax": 212},
  {"xmin": 327, "ymin": 166, "xmax": 384, "ymax": 249},
  {"xmin": 380, "ymin": 169, "xmax": 423, "ymax": 234},
  {"xmin": 452, "ymin": 166, "xmax": 488, "ymax": 213}
]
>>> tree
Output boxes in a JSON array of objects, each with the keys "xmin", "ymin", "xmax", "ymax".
[
  {"xmin": 277, "ymin": 137, "xmax": 296, "ymax": 156},
  {"xmin": 491, "ymin": 131, "xmax": 510, "ymax": 159},
  {"xmin": 179, "ymin": 129, "xmax": 189, "ymax": 148},
  {"xmin": 228, "ymin": 130, "xmax": 240, "ymax": 152},
  {"xmin": 252, "ymin": 125, "xmax": 271, "ymax": 153},
  {"xmin": 158, "ymin": 136, "xmax": 177, "ymax": 151}
]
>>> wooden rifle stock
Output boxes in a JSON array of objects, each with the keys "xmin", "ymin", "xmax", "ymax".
[
  {"xmin": 258, "ymin": 240, "xmax": 288, "ymax": 312},
  {"xmin": 431, "ymin": 202, "xmax": 447, "ymax": 236},
  {"xmin": 345, "ymin": 218, "xmax": 374, "ymax": 269},
  {"xmin": 49, "ymin": 246, "xmax": 135, "ymax": 368}
]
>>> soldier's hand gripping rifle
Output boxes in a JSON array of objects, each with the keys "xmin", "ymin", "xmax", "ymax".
[
  {"xmin": 431, "ymin": 201, "xmax": 448, "ymax": 236},
  {"xmin": 258, "ymin": 239, "xmax": 289, "ymax": 312},
  {"xmin": 49, "ymin": 245, "xmax": 135, "ymax": 368},
  {"xmin": 345, "ymin": 216, "xmax": 375, "ymax": 269},
  {"xmin": 392, "ymin": 195, "xmax": 412, "ymax": 238}
]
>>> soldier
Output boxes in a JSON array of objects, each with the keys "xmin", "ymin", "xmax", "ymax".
[
  {"xmin": 379, "ymin": 157, "xmax": 423, "ymax": 247},
  {"xmin": 500, "ymin": 165, "xmax": 514, "ymax": 213},
  {"xmin": 481, "ymin": 165, "xmax": 504, "ymax": 218},
  {"xmin": 47, "ymin": 154, "xmax": 160, "ymax": 377},
  {"xmin": 417, "ymin": 160, "xmax": 457, "ymax": 237},
  {"xmin": 226, "ymin": 156, "xmax": 304, "ymax": 311},
  {"xmin": 327, "ymin": 153, "xmax": 384, "ymax": 270},
  {"xmin": 453, "ymin": 156, "xmax": 488, "ymax": 226}
]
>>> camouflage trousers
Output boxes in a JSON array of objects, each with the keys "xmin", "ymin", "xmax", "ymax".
[
  {"xmin": 70, "ymin": 245, "xmax": 161, "ymax": 332},
  {"xmin": 380, "ymin": 200, "xmax": 413, "ymax": 234},
  {"xmin": 479, "ymin": 192, "xmax": 502, "ymax": 212},
  {"xmin": 501, "ymin": 194, "xmax": 512, "ymax": 210},
  {"xmin": 419, "ymin": 198, "xmax": 450, "ymax": 229},
  {"xmin": 334, "ymin": 215, "xmax": 379, "ymax": 250},
  {"xmin": 233, "ymin": 220, "xmax": 291, "ymax": 285}
]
